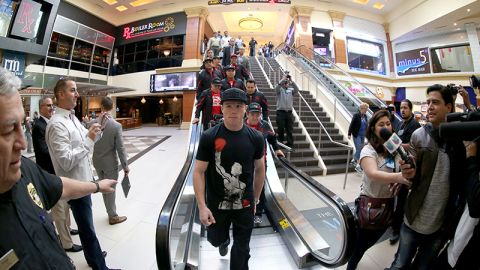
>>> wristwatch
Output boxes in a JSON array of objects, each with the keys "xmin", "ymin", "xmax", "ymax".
[{"xmin": 93, "ymin": 182, "xmax": 100, "ymax": 193}]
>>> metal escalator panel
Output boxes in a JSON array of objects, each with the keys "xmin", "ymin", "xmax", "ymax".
[
  {"xmin": 156, "ymin": 123, "xmax": 202, "ymax": 270},
  {"xmin": 269, "ymin": 147, "xmax": 356, "ymax": 267}
]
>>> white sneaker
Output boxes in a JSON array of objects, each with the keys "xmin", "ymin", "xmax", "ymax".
[
  {"xmin": 355, "ymin": 164, "xmax": 363, "ymax": 173},
  {"xmin": 254, "ymin": 215, "xmax": 262, "ymax": 224}
]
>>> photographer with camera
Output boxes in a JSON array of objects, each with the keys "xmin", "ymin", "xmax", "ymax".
[
  {"xmin": 434, "ymin": 141, "xmax": 479, "ymax": 270},
  {"xmin": 193, "ymin": 78, "xmax": 223, "ymax": 131},
  {"xmin": 388, "ymin": 84, "xmax": 467, "ymax": 270},
  {"xmin": 275, "ymin": 73, "xmax": 299, "ymax": 148},
  {"xmin": 447, "ymin": 83, "xmax": 477, "ymax": 113}
]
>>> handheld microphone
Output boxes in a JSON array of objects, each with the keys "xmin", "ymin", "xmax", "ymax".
[{"xmin": 380, "ymin": 128, "xmax": 415, "ymax": 169}]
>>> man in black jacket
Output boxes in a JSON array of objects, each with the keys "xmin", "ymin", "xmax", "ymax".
[
  {"xmin": 245, "ymin": 79, "xmax": 268, "ymax": 120},
  {"xmin": 347, "ymin": 102, "xmax": 369, "ymax": 171},
  {"xmin": 193, "ymin": 78, "xmax": 223, "ymax": 130},
  {"xmin": 221, "ymin": 65, "xmax": 245, "ymax": 91},
  {"xmin": 229, "ymin": 54, "xmax": 250, "ymax": 82},
  {"xmin": 196, "ymin": 58, "xmax": 216, "ymax": 100}
]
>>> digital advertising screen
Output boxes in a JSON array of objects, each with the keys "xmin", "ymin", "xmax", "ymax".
[
  {"xmin": 150, "ymin": 72, "xmax": 197, "ymax": 92},
  {"xmin": 285, "ymin": 21, "xmax": 295, "ymax": 47}
]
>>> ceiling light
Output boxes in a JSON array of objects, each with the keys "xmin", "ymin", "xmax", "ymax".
[
  {"xmin": 163, "ymin": 50, "xmax": 170, "ymax": 57},
  {"xmin": 373, "ymin": 2, "xmax": 384, "ymax": 9},
  {"xmin": 454, "ymin": 22, "xmax": 457, "ymax": 26},
  {"xmin": 352, "ymin": 0, "xmax": 369, "ymax": 4},
  {"xmin": 130, "ymin": 0, "xmax": 158, "ymax": 7},
  {"xmin": 159, "ymin": 98, "xmax": 164, "ymax": 104},
  {"xmin": 239, "ymin": 17, "xmax": 263, "ymax": 31},
  {"xmin": 103, "ymin": 0, "xmax": 117, "ymax": 4},
  {"xmin": 467, "ymin": 8, "xmax": 471, "ymax": 12},
  {"xmin": 141, "ymin": 97, "xmax": 146, "ymax": 104},
  {"xmin": 173, "ymin": 96, "xmax": 178, "ymax": 102},
  {"xmin": 116, "ymin": 5, "xmax": 128, "ymax": 11}
]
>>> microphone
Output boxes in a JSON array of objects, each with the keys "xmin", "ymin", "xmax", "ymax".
[{"xmin": 379, "ymin": 128, "xmax": 415, "ymax": 169}]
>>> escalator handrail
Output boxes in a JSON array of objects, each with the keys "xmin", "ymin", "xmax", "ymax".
[
  {"xmin": 271, "ymin": 146, "xmax": 356, "ymax": 267},
  {"xmin": 155, "ymin": 119, "xmax": 202, "ymax": 269},
  {"xmin": 291, "ymin": 44, "xmax": 386, "ymax": 109}
]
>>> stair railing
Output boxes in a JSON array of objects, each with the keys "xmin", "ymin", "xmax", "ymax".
[
  {"xmin": 259, "ymin": 56, "xmax": 281, "ymax": 86},
  {"xmin": 296, "ymin": 90, "xmax": 353, "ymax": 187}
]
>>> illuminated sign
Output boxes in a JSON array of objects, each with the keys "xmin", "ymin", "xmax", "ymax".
[
  {"xmin": 123, "ymin": 17, "xmax": 176, "ymax": 40},
  {"xmin": 10, "ymin": 0, "xmax": 42, "ymax": 39},
  {"xmin": 395, "ymin": 48, "xmax": 431, "ymax": 76},
  {"xmin": 247, "ymin": 0, "xmax": 291, "ymax": 3},
  {"xmin": 2, "ymin": 51, "xmax": 25, "ymax": 78}
]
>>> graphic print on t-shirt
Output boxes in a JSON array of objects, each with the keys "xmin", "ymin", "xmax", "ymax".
[
  {"xmin": 212, "ymin": 92, "xmax": 221, "ymax": 115},
  {"xmin": 214, "ymin": 137, "xmax": 246, "ymax": 210}
]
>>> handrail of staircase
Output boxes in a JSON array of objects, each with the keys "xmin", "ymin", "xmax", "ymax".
[
  {"xmin": 275, "ymin": 44, "xmax": 360, "ymax": 122},
  {"xmin": 260, "ymin": 56, "xmax": 280, "ymax": 86},
  {"xmin": 297, "ymin": 90, "xmax": 352, "ymax": 184},
  {"xmin": 287, "ymin": 43, "xmax": 386, "ymax": 110}
]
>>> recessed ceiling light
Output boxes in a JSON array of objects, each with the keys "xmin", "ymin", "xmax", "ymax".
[
  {"xmin": 454, "ymin": 22, "xmax": 457, "ymax": 26},
  {"xmin": 353, "ymin": 0, "xmax": 369, "ymax": 5},
  {"xmin": 373, "ymin": 2, "xmax": 384, "ymax": 9},
  {"xmin": 116, "ymin": 5, "xmax": 127, "ymax": 11},
  {"xmin": 103, "ymin": 0, "xmax": 117, "ymax": 4},
  {"xmin": 130, "ymin": 0, "xmax": 158, "ymax": 7},
  {"xmin": 467, "ymin": 8, "xmax": 471, "ymax": 12}
]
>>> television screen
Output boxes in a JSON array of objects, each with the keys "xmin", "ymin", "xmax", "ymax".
[
  {"xmin": 150, "ymin": 72, "xmax": 197, "ymax": 92},
  {"xmin": 314, "ymin": 47, "xmax": 327, "ymax": 56}
]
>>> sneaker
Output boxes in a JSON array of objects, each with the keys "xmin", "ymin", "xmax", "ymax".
[
  {"xmin": 389, "ymin": 232, "xmax": 400, "ymax": 245},
  {"xmin": 350, "ymin": 159, "xmax": 356, "ymax": 165},
  {"xmin": 109, "ymin": 215, "xmax": 127, "ymax": 225},
  {"xmin": 254, "ymin": 215, "xmax": 262, "ymax": 224},
  {"xmin": 218, "ymin": 238, "xmax": 230, "ymax": 256},
  {"xmin": 355, "ymin": 164, "xmax": 363, "ymax": 173}
]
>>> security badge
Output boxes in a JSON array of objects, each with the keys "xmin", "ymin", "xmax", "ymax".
[
  {"xmin": 0, "ymin": 249, "xmax": 19, "ymax": 269},
  {"xmin": 27, "ymin": 183, "xmax": 44, "ymax": 209}
]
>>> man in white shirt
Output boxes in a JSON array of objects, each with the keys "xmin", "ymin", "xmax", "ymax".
[
  {"xmin": 221, "ymin": 30, "xmax": 232, "ymax": 48},
  {"xmin": 46, "ymin": 78, "xmax": 115, "ymax": 270}
]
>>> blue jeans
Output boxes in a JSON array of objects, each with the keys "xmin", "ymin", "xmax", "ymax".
[
  {"xmin": 353, "ymin": 135, "xmax": 365, "ymax": 162},
  {"xmin": 389, "ymin": 223, "xmax": 445, "ymax": 270},
  {"xmin": 69, "ymin": 195, "xmax": 108, "ymax": 270}
]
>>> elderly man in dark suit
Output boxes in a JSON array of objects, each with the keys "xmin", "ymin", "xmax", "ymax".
[
  {"xmin": 92, "ymin": 97, "xmax": 129, "ymax": 225},
  {"xmin": 32, "ymin": 96, "xmax": 83, "ymax": 253},
  {"xmin": 222, "ymin": 38, "xmax": 239, "ymax": 67}
]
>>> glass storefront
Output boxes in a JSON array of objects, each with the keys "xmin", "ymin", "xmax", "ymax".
[
  {"xmin": 113, "ymin": 35, "xmax": 184, "ymax": 75},
  {"xmin": 430, "ymin": 44, "xmax": 474, "ymax": 73},
  {"xmin": 44, "ymin": 15, "xmax": 114, "ymax": 76},
  {"xmin": 347, "ymin": 37, "xmax": 386, "ymax": 75}
]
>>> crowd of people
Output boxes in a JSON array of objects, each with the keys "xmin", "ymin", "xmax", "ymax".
[{"xmin": 346, "ymin": 84, "xmax": 479, "ymax": 270}]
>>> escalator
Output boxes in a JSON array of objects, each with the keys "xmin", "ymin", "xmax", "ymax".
[
  {"xmin": 276, "ymin": 43, "xmax": 401, "ymax": 120},
  {"xmin": 155, "ymin": 121, "xmax": 356, "ymax": 269}
]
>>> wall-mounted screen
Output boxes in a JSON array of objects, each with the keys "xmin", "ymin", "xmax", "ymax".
[{"xmin": 150, "ymin": 72, "xmax": 197, "ymax": 92}]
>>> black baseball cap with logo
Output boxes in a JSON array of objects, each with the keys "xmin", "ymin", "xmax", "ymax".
[
  {"xmin": 221, "ymin": 88, "xmax": 247, "ymax": 104},
  {"xmin": 212, "ymin": 78, "xmax": 222, "ymax": 85},
  {"xmin": 225, "ymin": 65, "xmax": 236, "ymax": 70},
  {"xmin": 203, "ymin": 58, "xmax": 213, "ymax": 63},
  {"xmin": 247, "ymin": 102, "xmax": 262, "ymax": 112}
]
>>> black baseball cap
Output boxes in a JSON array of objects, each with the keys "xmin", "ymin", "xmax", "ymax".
[
  {"xmin": 225, "ymin": 65, "xmax": 236, "ymax": 70},
  {"xmin": 212, "ymin": 78, "xmax": 222, "ymax": 85},
  {"xmin": 247, "ymin": 102, "xmax": 262, "ymax": 112},
  {"xmin": 203, "ymin": 58, "xmax": 213, "ymax": 63},
  {"xmin": 221, "ymin": 88, "xmax": 247, "ymax": 104}
]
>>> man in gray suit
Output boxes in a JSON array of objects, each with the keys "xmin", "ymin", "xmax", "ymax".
[{"xmin": 93, "ymin": 97, "xmax": 129, "ymax": 225}]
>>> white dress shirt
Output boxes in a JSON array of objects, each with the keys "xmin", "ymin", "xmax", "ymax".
[{"xmin": 46, "ymin": 107, "xmax": 95, "ymax": 182}]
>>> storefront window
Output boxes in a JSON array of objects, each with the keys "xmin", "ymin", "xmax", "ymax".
[
  {"xmin": 72, "ymin": 39, "xmax": 93, "ymax": 64},
  {"xmin": 347, "ymin": 37, "xmax": 385, "ymax": 75},
  {"xmin": 113, "ymin": 35, "xmax": 184, "ymax": 75},
  {"xmin": 48, "ymin": 32, "xmax": 74, "ymax": 59},
  {"xmin": 430, "ymin": 45, "xmax": 474, "ymax": 73},
  {"xmin": 92, "ymin": 46, "xmax": 110, "ymax": 67}
]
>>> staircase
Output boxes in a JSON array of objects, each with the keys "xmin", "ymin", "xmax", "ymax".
[
  {"xmin": 249, "ymin": 57, "xmax": 323, "ymax": 176},
  {"xmin": 263, "ymin": 57, "xmax": 354, "ymax": 174}
]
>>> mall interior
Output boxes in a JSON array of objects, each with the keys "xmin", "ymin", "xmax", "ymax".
[{"xmin": 2, "ymin": 0, "xmax": 480, "ymax": 269}]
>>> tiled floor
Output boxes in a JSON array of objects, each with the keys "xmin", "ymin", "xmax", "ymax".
[{"xmin": 27, "ymin": 125, "xmax": 399, "ymax": 270}]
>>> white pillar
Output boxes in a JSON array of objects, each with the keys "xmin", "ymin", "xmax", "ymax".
[{"xmin": 465, "ymin": 23, "xmax": 480, "ymax": 72}]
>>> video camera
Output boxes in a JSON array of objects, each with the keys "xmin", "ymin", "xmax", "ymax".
[
  {"xmin": 470, "ymin": 75, "xmax": 480, "ymax": 89},
  {"xmin": 439, "ymin": 111, "xmax": 480, "ymax": 141}
]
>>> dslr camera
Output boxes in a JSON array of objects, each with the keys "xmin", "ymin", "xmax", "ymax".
[
  {"xmin": 446, "ymin": 83, "xmax": 460, "ymax": 95},
  {"xmin": 439, "ymin": 111, "xmax": 480, "ymax": 141}
]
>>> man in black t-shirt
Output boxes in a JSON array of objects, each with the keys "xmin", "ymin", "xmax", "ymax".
[
  {"xmin": 0, "ymin": 67, "xmax": 117, "ymax": 270},
  {"xmin": 193, "ymin": 88, "xmax": 265, "ymax": 270}
]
